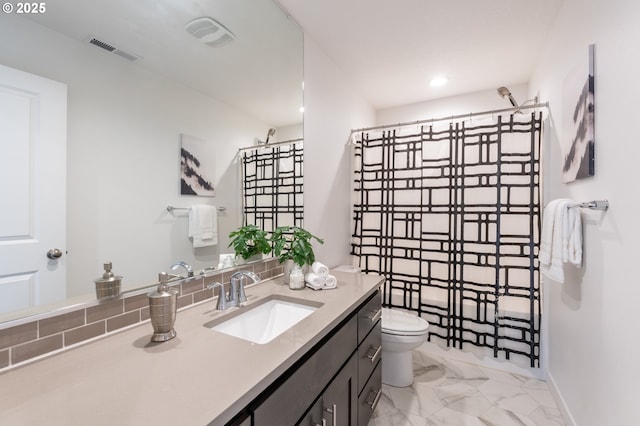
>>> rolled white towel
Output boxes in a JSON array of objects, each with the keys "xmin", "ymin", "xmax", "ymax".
[
  {"xmin": 323, "ymin": 275, "xmax": 337, "ymax": 289},
  {"xmin": 305, "ymin": 272, "xmax": 324, "ymax": 289},
  {"xmin": 311, "ymin": 261, "xmax": 329, "ymax": 278}
]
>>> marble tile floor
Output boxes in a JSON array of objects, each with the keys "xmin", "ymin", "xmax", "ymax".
[{"xmin": 368, "ymin": 350, "xmax": 565, "ymax": 426}]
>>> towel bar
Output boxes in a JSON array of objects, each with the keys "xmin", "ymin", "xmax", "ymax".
[
  {"xmin": 574, "ymin": 200, "xmax": 609, "ymax": 210},
  {"xmin": 167, "ymin": 205, "xmax": 226, "ymax": 212}
]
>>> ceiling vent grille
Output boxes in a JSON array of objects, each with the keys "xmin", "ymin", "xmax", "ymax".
[
  {"xmin": 86, "ymin": 35, "xmax": 142, "ymax": 62},
  {"xmin": 185, "ymin": 17, "xmax": 236, "ymax": 48}
]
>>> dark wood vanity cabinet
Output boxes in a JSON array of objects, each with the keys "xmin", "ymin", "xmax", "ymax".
[
  {"xmin": 355, "ymin": 291, "xmax": 383, "ymax": 426},
  {"xmin": 246, "ymin": 289, "xmax": 382, "ymax": 426},
  {"xmin": 299, "ymin": 354, "xmax": 358, "ymax": 426}
]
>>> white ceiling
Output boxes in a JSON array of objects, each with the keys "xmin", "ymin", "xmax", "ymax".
[
  {"xmin": 16, "ymin": 0, "xmax": 565, "ymax": 125},
  {"xmin": 278, "ymin": 0, "xmax": 564, "ymax": 110},
  {"xmin": 20, "ymin": 0, "xmax": 304, "ymax": 127}
]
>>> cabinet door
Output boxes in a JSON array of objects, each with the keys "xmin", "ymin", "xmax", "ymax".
[
  {"xmin": 322, "ymin": 355, "xmax": 357, "ymax": 426},
  {"xmin": 252, "ymin": 317, "xmax": 357, "ymax": 425},
  {"xmin": 298, "ymin": 397, "xmax": 324, "ymax": 426},
  {"xmin": 357, "ymin": 361, "xmax": 382, "ymax": 426}
]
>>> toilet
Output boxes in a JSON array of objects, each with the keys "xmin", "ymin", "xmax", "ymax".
[{"xmin": 381, "ymin": 307, "xmax": 430, "ymax": 387}]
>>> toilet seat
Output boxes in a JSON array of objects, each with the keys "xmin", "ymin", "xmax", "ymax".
[{"xmin": 381, "ymin": 307, "xmax": 429, "ymax": 336}]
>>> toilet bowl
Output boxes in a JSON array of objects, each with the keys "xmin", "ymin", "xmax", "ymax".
[{"xmin": 381, "ymin": 307, "xmax": 430, "ymax": 387}]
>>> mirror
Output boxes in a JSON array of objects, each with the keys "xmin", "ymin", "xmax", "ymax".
[{"xmin": 0, "ymin": 0, "xmax": 303, "ymax": 321}]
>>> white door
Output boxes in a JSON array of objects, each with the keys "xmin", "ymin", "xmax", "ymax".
[{"xmin": 0, "ymin": 64, "xmax": 67, "ymax": 314}]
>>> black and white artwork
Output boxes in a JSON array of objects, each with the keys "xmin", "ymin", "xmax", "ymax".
[
  {"xmin": 562, "ymin": 44, "xmax": 595, "ymax": 183},
  {"xmin": 180, "ymin": 134, "xmax": 215, "ymax": 196}
]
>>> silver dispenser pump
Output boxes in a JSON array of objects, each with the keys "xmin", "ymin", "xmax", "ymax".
[
  {"xmin": 148, "ymin": 272, "xmax": 178, "ymax": 342},
  {"xmin": 94, "ymin": 262, "xmax": 122, "ymax": 299}
]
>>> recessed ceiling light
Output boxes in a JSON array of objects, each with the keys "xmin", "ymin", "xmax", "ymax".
[{"xmin": 429, "ymin": 76, "xmax": 448, "ymax": 87}]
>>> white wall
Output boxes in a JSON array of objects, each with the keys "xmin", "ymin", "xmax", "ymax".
[
  {"xmin": 273, "ymin": 123, "xmax": 303, "ymax": 143},
  {"xmin": 377, "ymin": 84, "xmax": 530, "ymax": 125},
  {"xmin": 302, "ymin": 35, "xmax": 376, "ymax": 268},
  {"xmin": 1, "ymin": 15, "xmax": 273, "ymax": 296},
  {"xmin": 530, "ymin": 0, "xmax": 640, "ymax": 424}
]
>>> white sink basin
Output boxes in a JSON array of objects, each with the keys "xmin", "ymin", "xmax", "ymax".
[{"xmin": 204, "ymin": 295, "xmax": 322, "ymax": 344}]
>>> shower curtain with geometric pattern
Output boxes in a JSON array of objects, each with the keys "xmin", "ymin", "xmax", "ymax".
[
  {"xmin": 241, "ymin": 141, "xmax": 304, "ymax": 233},
  {"xmin": 351, "ymin": 112, "xmax": 542, "ymax": 367}
]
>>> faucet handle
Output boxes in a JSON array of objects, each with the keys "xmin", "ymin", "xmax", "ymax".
[
  {"xmin": 207, "ymin": 282, "xmax": 227, "ymax": 311},
  {"xmin": 199, "ymin": 266, "xmax": 216, "ymax": 276}
]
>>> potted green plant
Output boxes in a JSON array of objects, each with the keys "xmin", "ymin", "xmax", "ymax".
[
  {"xmin": 271, "ymin": 226, "xmax": 324, "ymax": 288},
  {"xmin": 228, "ymin": 224, "xmax": 272, "ymax": 263}
]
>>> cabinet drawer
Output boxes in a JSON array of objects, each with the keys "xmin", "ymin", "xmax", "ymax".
[
  {"xmin": 357, "ymin": 361, "xmax": 382, "ymax": 426},
  {"xmin": 357, "ymin": 325, "xmax": 381, "ymax": 395},
  {"xmin": 252, "ymin": 316, "xmax": 357, "ymax": 426},
  {"xmin": 357, "ymin": 291, "xmax": 381, "ymax": 344}
]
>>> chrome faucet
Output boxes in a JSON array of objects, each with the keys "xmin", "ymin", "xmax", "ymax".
[
  {"xmin": 230, "ymin": 270, "xmax": 260, "ymax": 306},
  {"xmin": 170, "ymin": 261, "xmax": 193, "ymax": 278},
  {"xmin": 207, "ymin": 270, "xmax": 260, "ymax": 310}
]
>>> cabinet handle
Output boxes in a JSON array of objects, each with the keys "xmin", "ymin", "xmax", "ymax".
[
  {"xmin": 312, "ymin": 419, "xmax": 326, "ymax": 426},
  {"xmin": 324, "ymin": 404, "xmax": 337, "ymax": 426},
  {"xmin": 369, "ymin": 308, "xmax": 382, "ymax": 323},
  {"xmin": 366, "ymin": 388, "xmax": 382, "ymax": 411},
  {"xmin": 366, "ymin": 345, "xmax": 382, "ymax": 364}
]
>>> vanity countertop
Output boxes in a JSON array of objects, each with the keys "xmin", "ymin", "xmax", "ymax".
[{"xmin": 0, "ymin": 270, "xmax": 383, "ymax": 425}]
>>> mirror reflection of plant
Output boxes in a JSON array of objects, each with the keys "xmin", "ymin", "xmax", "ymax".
[
  {"xmin": 271, "ymin": 226, "xmax": 324, "ymax": 267},
  {"xmin": 228, "ymin": 224, "xmax": 272, "ymax": 260}
]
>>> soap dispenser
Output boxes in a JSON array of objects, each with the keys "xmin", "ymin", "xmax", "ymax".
[
  {"xmin": 94, "ymin": 262, "xmax": 122, "ymax": 299},
  {"xmin": 148, "ymin": 272, "xmax": 178, "ymax": 342}
]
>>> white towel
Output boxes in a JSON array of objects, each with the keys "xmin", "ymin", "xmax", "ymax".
[
  {"xmin": 323, "ymin": 275, "xmax": 337, "ymax": 289},
  {"xmin": 305, "ymin": 272, "xmax": 324, "ymax": 289},
  {"xmin": 564, "ymin": 205, "xmax": 583, "ymax": 267},
  {"xmin": 539, "ymin": 199, "xmax": 563, "ymax": 266},
  {"xmin": 311, "ymin": 261, "xmax": 329, "ymax": 278},
  {"xmin": 539, "ymin": 199, "xmax": 582, "ymax": 283},
  {"xmin": 188, "ymin": 205, "xmax": 218, "ymax": 248}
]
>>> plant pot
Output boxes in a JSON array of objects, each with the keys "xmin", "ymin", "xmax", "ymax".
[
  {"xmin": 282, "ymin": 259, "xmax": 294, "ymax": 285},
  {"xmin": 288, "ymin": 264, "xmax": 305, "ymax": 290},
  {"xmin": 283, "ymin": 260, "xmax": 309, "ymax": 285}
]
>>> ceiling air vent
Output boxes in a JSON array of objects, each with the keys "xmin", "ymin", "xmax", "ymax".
[
  {"xmin": 86, "ymin": 35, "xmax": 142, "ymax": 62},
  {"xmin": 185, "ymin": 17, "xmax": 236, "ymax": 48}
]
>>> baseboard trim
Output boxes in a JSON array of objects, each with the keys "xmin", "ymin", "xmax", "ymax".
[{"xmin": 546, "ymin": 369, "xmax": 577, "ymax": 426}]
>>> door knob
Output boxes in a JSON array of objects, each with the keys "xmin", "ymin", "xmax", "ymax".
[{"xmin": 47, "ymin": 248, "xmax": 63, "ymax": 259}]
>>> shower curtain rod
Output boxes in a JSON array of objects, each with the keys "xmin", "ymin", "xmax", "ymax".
[
  {"xmin": 238, "ymin": 137, "xmax": 303, "ymax": 153},
  {"xmin": 350, "ymin": 102, "xmax": 549, "ymax": 135}
]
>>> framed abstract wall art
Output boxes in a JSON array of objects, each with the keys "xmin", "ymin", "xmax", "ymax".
[
  {"xmin": 561, "ymin": 44, "xmax": 595, "ymax": 183},
  {"xmin": 180, "ymin": 133, "xmax": 215, "ymax": 196}
]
